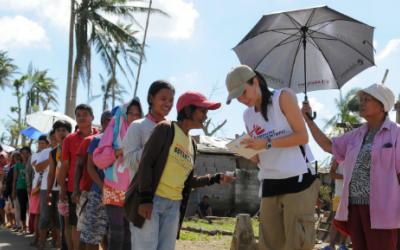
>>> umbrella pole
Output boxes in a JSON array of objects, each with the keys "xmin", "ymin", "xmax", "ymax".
[
  {"xmin": 301, "ymin": 26, "xmax": 316, "ymax": 120},
  {"xmin": 302, "ymin": 29, "xmax": 308, "ymax": 101}
]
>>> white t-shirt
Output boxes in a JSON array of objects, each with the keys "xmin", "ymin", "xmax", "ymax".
[
  {"xmin": 243, "ymin": 89, "xmax": 314, "ymax": 180},
  {"xmin": 31, "ymin": 151, "xmax": 42, "ymax": 190},
  {"xmin": 334, "ymin": 163, "xmax": 344, "ymax": 196},
  {"xmin": 32, "ymin": 147, "xmax": 52, "ymax": 191}
]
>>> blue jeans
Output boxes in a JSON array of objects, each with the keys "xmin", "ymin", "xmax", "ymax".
[{"xmin": 131, "ymin": 195, "xmax": 181, "ymax": 250}]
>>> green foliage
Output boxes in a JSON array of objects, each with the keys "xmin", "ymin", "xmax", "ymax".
[
  {"xmin": 73, "ymin": 0, "xmax": 163, "ymax": 97},
  {"xmin": 0, "ymin": 50, "xmax": 17, "ymax": 89},
  {"xmin": 1, "ymin": 59, "xmax": 58, "ymax": 147},
  {"xmin": 179, "ymin": 231, "xmax": 213, "ymax": 241},
  {"xmin": 323, "ymin": 88, "xmax": 361, "ymax": 136},
  {"xmin": 319, "ymin": 184, "xmax": 332, "ymax": 204},
  {"xmin": 24, "ymin": 63, "xmax": 58, "ymax": 113}
]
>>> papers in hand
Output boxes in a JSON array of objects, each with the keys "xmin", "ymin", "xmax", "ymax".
[{"xmin": 226, "ymin": 134, "xmax": 266, "ymax": 159}]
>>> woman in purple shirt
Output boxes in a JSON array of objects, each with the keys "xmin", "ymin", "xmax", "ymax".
[{"xmin": 302, "ymin": 83, "xmax": 399, "ymax": 250}]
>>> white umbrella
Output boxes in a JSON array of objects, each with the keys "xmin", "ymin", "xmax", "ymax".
[
  {"xmin": 26, "ymin": 110, "xmax": 76, "ymax": 133},
  {"xmin": 0, "ymin": 144, "xmax": 15, "ymax": 152}
]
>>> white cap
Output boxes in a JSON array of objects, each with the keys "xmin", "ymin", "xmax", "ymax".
[{"xmin": 359, "ymin": 83, "xmax": 395, "ymax": 112}]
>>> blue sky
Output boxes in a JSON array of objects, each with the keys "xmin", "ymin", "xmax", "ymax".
[{"xmin": 1, "ymin": 0, "xmax": 400, "ymax": 163}]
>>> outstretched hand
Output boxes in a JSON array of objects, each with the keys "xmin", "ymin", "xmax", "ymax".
[{"xmin": 219, "ymin": 173, "xmax": 235, "ymax": 184}]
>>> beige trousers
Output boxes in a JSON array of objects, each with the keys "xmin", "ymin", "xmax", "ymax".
[{"xmin": 258, "ymin": 179, "xmax": 321, "ymax": 250}]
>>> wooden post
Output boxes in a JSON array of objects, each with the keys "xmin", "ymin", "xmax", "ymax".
[
  {"xmin": 230, "ymin": 214, "xmax": 257, "ymax": 250},
  {"xmin": 395, "ymin": 100, "xmax": 400, "ymax": 124}
]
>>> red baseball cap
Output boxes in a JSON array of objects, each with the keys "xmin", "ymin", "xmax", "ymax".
[{"xmin": 176, "ymin": 91, "xmax": 221, "ymax": 112}]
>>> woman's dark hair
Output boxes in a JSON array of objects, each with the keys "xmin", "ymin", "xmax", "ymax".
[
  {"xmin": 52, "ymin": 120, "xmax": 72, "ymax": 133},
  {"xmin": 177, "ymin": 105, "xmax": 197, "ymax": 121},
  {"xmin": 47, "ymin": 129, "xmax": 56, "ymax": 141},
  {"xmin": 147, "ymin": 80, "xmax": 175, "ymax": 112},
  {"xmin": 248, "ymin": 71, "xmax": 273, "ymax": 121},
  {"xmin": 20, "ymin": 146, "xmax": 31, "ymax": 155},
  {"xmin": 127, "ymin": 98, "xmax": 143, "ymax": 118},
  {"xmin": 12, "ymin": 151, "xmax": 22, "ymax": 162}
]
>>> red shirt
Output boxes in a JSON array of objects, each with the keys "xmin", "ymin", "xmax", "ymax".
[
  {"xmin": 62, "ymin": 128, "xmax": 98, "ymax": 193},
  {"xmin": 77, "ymin": 136, "xmax": 94, "ymax": 192}
]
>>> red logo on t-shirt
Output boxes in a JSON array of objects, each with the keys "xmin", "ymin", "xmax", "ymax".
[{"xmin": 249, "ymin": 125, "xmax": 265, "ymax": 137}]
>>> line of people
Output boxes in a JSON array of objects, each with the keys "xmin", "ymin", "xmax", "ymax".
[
  {"xmin": 1, "ymin": 64, "xmax": 398, "ymax": 250},
  {"xmin": 0, "ymin": 80, "xmax": 234, "ymax": 250}
]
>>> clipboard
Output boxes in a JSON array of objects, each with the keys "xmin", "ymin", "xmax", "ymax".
[{"xmin": 226, "ymin": 134, "xmax": 266, "ymax": 159}]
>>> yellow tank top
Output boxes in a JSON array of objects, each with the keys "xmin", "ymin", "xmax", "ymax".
[{"xmin": 155, "ymin": 123, "xmax": 194, "ymax": 200}]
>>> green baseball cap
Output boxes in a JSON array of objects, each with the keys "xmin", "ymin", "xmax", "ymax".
[{"xmin": 225, "ymin": 65, "xmax": 256, "ymax": 104}]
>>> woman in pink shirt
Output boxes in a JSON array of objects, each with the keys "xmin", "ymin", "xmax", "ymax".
[{"xmin": 302, "ymin": 83, "xmax": 400, "ymax": 250}]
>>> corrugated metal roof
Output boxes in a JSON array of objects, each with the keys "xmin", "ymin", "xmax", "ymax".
[{"xmin": 195, "ymin": 135, "xmax": 235, "ymax": 155}]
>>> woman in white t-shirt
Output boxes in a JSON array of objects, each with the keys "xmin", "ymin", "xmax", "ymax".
[{"xmin": 225, "ymin": 65, "xmax": 320, "ymax": 250}]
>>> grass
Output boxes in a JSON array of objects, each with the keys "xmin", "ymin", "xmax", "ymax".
[{"xmin": 181, "ymin": 217, "xmax": 259, "ymax": 238}]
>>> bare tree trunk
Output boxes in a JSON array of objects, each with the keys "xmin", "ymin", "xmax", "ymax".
[
  {"xmin": 16, "ymin": 86, "xmax": 22, "ymax": 146},
  {"xmin": 112, "ymin": 78, "xmax": 115, "ymax": 108},
  {"xmin": 111, "ymin": 59, "xmax": 116, "ymax": 108},
  {"xmin": 102, "ymin": 94, "xmax": 107, "ymax": 111},
  {"xmin": 134, "ymin": 0, "xmax": 152, "ymax": 97},
  {"xmin": 70, "ymin": 60, "xmax": 80, "ymax": 118},
  {"xmin": 65, "ymin": 0, "xmax": 75, "ymax": 117}
]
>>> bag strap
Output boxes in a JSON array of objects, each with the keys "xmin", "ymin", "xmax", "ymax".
[
  {"xmin": 299, "ymin": 145, "xmax": 309, "ymax": 163},
  {"xmin": 299, "ymin": 145, "xmax": 318, "ymax": 176}
]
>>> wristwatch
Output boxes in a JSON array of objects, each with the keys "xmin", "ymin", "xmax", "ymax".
[{"xmin": 266, "ymin": 138, "xmax": 272, "ymax": 150}]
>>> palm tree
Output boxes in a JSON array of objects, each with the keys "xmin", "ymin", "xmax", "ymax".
[
  {"xmin": 7, "ymin": 65, "xmax": 58, "ymax": 146},
  {"xmin": 100, "ymin": 73, "xmax": 127, "ymax": 110},
  {"xmin": 25, "ymin": 64, "xmax": 58, "ymax": 115},
  {"xmin": 0, "ymin": 50, "xmax": 17, "ymax": 89},
  {"xmin": 65, "ymin": 0, "xmax": 159, "ymax": 117},
  {"xmin": 10, "ymin": 76, "xmax": 27, "ymax": 146},
  {"xmin": 324, "ymin": 88, "xmax": 361, "ymax": 135}
]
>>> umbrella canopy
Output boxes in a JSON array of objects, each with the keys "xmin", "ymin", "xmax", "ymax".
[
  {"xmin": 233, "ymin": 5, "xmax": 374, "ymax": 97},
  {"xmin": 0, "ymin": 144, "xmax": 15, "ymax": 153},
  {"xmin": 20, "ymin": 126, "xmax": 44, "ymax": 140},
  {"xmin": 26, "ymin": 110, "xmax": 76, "ymax": 133}
]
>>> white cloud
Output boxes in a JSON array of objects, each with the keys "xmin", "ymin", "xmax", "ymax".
[
  {"xmin": 0, "ymin": 0, "xmax": 70, "ymax": 30},
  {"xmin": 129, "ymin": 0, "xmax": 199, "ymax": 40},
  {"xmin": 376, "ymin": 39, "xmax": 400, "ymax": 62},
  {"xmin": 299, "ymin": 97, "xmax": 333, "ymax": 120},
  {"xmin": 0, "ymin": 15, "xmax": 49, "ymax": 50},
  {"xmin": 168, "ymin": 72, "xmax": 201, "ymax": 91},
  {"xmin": 151, "ymin": 0, "xmax": 199, "ymax": 40},
  {"xmin": 0, "ymin": 0, "xmax": 198, "ymax": 40}
]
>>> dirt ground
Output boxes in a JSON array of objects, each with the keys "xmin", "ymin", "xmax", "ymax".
[
  {"xmin": 176, "ymin": 238, "xmax": 333, "ymax": 250},
  {"xmin": 176, "ymin": 237, "xmax": 231, "ymax": 250}
]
